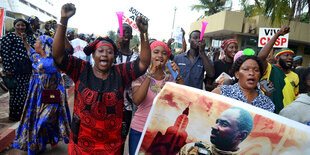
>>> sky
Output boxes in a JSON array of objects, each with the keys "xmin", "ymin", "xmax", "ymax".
[{"xmin": 54, "ymin": 0, "xmax": 244, "ymax": 41}]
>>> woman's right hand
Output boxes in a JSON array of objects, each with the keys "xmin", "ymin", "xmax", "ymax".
[
  {"xmin": 149, "ymin": 60, "xmax": 162, "ymax": 74},
  {"xmin": 61, "ymin": 3, "xmax": 76, "ymax": 19}
]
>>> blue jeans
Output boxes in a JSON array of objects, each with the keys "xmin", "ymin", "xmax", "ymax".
[{"xmin": 129, "ymin": 128, "xmax": 142, "ymax": 155}]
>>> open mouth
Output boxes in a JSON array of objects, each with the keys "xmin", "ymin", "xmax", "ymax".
[
  {"xmin": 99, "ymin": 60, "xmax": 108, "ymax": 66},
  {"xmin": 156, "ymin": 58, "xmax": 164, "ymax": 62},
  {"xmin": 247, "ymin": 78, "xmax": 256, "ymax": 84}
]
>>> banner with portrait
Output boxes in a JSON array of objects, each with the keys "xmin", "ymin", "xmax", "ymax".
[{"xmin": 136, "ymin": 82, "xmax": 310, "ymax": 155}]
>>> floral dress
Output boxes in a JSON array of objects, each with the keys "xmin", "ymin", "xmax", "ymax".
[
  {"xmin": 56, "ymin": 53, "xmax": 143, "ymax": 155},
  {"xmin": 13, "ymin": 36, "xmax": 71, "ymax": 154}
]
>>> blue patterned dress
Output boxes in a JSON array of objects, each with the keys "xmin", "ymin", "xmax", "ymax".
[
  {"xmin": 221, "ymin": 83, "xmax": 275, "ymax": 112},
  {"xmin": 13, "ymin": 36, "xmax": 71, "ymax": 154}
]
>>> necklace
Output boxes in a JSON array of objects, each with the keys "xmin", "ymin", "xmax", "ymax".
[{"xmin": 148, "ymin": 71, "xmax": 170, "ymax": 94}]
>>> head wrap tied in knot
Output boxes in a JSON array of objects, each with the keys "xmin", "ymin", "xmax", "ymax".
[
  {"xmin": 84, "ymin": 37, "xmax": 118, "ymax": 57},
  {"xmin": 150, "ymin": 41, "xmax": 171, "ymax": 57},
  {"xmin": 221, "ymin": 39, "xmax": 238, "ymax": 50}
]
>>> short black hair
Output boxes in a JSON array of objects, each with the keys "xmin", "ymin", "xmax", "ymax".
[
  {"xmin": 232, "ymin": 55, "xmax": 264, "ymax": 78},
  {"xmin": 189, "ymin": 30, "xmax": 201, "ymax": 39}
]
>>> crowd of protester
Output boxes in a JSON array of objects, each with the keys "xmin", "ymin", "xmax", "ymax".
[{"xmin": 0, "ymin": 2, "xmax": 309, "ymax": 155}]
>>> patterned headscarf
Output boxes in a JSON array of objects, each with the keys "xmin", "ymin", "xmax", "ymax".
[
  {"xmin": 273, "ymin": 49, "xmax": 294, "ymax": 58},
  {"xmin": 27, "ymin": 15, "xmax": 39, "ymax": 24},
  {"xmin": 83, "ymin": 37, "xmax": 119, "ymax": 57},
  {"xmin": 221, "ymin": 39, "xmax": 238, "ymax": 50},
  {"xmin": 38, "ymin": 35, "xmax": 53, "ymax": 55},
  {"xmin": 150, "ymin": 41, "xmax": 171, "ymax": 57}
]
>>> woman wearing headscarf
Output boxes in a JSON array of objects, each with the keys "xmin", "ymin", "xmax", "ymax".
[
  {"xmin": 129, "ymin": 41, "xmax": 184, "ymax": 155},
  {"xmin": 52, "ymin": 3, "xmax": 151, "ymax": 154},
  {"xmin": 204, "ymin": 39, "xmax": 239, "ymax": 91},
  {"xmin": 13, "ymin": 34, "xmax": 71, "ymax": 154},
  {"xmin": 28, "ymin": 15, "xmax": 42, "ymax": 38},
  {"xmin": 0, "ymin": 18, "xmax": 36, "ymax": 121}
]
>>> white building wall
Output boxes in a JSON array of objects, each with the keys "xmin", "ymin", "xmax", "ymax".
[{"xmin": 0, "ymin": 0, "xmax": 57, "ymax": 22}]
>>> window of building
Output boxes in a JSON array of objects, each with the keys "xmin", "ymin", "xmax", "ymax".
[
  {"xmin": 241, "ymin": 36, "xmax": 261, "ymax": 54},
  {"xmin": 304, "ymin": 45, "xmax": 310, "ymax": 55},
  {"xmin": 288, "ymin": 44, "xmax": 298, "ymax": 54}
]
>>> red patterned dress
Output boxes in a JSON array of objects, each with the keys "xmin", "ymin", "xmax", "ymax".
[{"xmin": 57, "ymin": 54, "xmax": 143, "ymax": 154}]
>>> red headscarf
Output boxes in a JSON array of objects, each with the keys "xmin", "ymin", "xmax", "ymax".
[
  {"xmin": 221, "ymin": 39, "xmax": 238, "ymax": 50},
  {"xmin": 150, "ymin": 41, "xmax": 171, "ymax": 57}
]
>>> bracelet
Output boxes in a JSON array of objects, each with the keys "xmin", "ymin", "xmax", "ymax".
[
  {"xmin": 145, "ymin": 71, "xmax": 154, "ymax": 79},
  {"xmin": 58, "ymin": 23, "xmax": 67, "ymax": 28}
]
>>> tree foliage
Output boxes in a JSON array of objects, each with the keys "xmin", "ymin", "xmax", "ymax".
[
  {"xmin": 246, "ymin": 0, "xmax": 310, "ymax": 26},
  {"xmin": 191, "ymin": 0, "xmax": 228, "ymax": 20},
  {"xmin": 107, "ymin": 30, "xmax": 116, "ymax": 42}
]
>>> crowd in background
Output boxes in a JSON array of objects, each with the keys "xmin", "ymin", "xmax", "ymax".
[{"xmin": 0, "ymin": 2, "xmax": 309, "ymax": 155}]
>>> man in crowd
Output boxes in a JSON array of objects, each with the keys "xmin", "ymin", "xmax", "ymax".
[
  {"xmin": 174, "ymin": 30, "xmax": 214, "ymax": 89},
  {"xmin": 258, "ymin": 26, "xmax": 299, "ymax": 113},
  {"xmin": 115, "ymin": 23, "xmax": 140, "ymax": 138},
  {"xmin": 179, "ymin": 107, "xmax": 253, "ymax": 154}
]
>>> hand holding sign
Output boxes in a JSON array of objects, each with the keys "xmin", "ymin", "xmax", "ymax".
[
  {"xmin": 116, "ymin": 11, "xmax": 124, "ymax": 37},
  {"xmin": 200, "ymin": 21, "xmax": 208, "ymax": 40}
]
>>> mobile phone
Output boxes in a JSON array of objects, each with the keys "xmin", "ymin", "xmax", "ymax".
[
  {"xmin": 167, "ymin": 60, "xmax": 179, "ymax": 80},
  {"xmin": 260, "ymin": 79, "xmax": 275, "ymax": 93}
]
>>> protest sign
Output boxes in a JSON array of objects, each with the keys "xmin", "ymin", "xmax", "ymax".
[
  {"xmin": 258, "ymin": 28, "xmax": 289, "ymax": 48},
  {"xmin": 137, "ymin": 82, "xmax": 310, "ymax": 155},
  {"xmin": 122, "ymin": 6, "xmax": 150, "ymax": 32}
]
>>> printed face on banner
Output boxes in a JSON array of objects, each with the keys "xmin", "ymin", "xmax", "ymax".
[
  {"xmin": 122, "ymin": 7, "xmax": 150, "ymax": 32},
  {"xmin": 137, "ymin": 82, "xmax": 310, "ymax": 155},
  {"xmin": 258, "ymin": 28, "xmax": 289, "ymax": 48}
]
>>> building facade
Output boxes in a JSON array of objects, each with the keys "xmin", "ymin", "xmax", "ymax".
[
  {"xmin": 191, "ymin": 10, "xmax": 310, "ymax": 67},
  {"xmin": 0, "ymin": 0, "xmax": 58, "ymax": 33}
]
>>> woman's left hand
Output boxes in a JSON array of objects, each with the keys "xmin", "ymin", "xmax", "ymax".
[
  {"xmin": 170, "ymin": 61, "xmax": 180, "ymax": 73},
  {"xmin": 260, "ymin": 80, "xmax": 274, "ymax": 97}
]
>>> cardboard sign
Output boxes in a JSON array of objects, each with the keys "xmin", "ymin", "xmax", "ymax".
[
  {"xmin": 122, "ymin": 6, "xmax": 150, "ymax": 32},
  {"xmin": 258, "ymin": 28, "xmax": 289, "ymax": 48},
  {"xmin": 137, "ymin": 82, "xmax": 310, "ymax": 155}
]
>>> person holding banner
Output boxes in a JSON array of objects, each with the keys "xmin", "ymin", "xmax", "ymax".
[
  {"xmin": 130, "ymin": 40, "xmax": 184, "ymax": 155},
  {"xmin": 179, "ymin": 107, "xmax": 254, "ymax": 155},
  {"xmin": 52, "ymin": 3, "xmax": 151, "ymax": 154},
  {"xmin": 257, "ymin": 26, "xmax": 299, "ymax": 113},
  {"xmin": 212, "ymin": 55, "xmax": 275, "ymax": 112},
  {"xmin": 0, "ymin": 19, "xmax": 36, "ymax": 121},
  {"xmin": 173, "ymin": 30, "xmax": 214, "ymax": 89}
]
